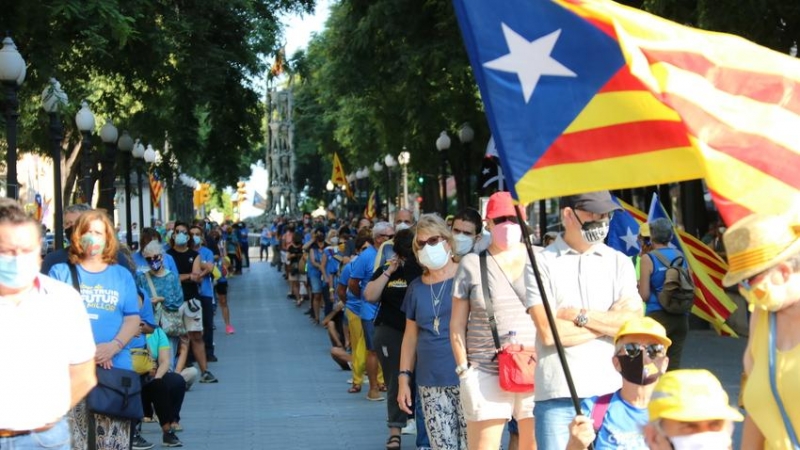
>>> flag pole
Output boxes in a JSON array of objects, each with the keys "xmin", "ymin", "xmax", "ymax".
[{"xmin": 514, "ymin": 204, "xmax": 588, "ymax": 444}]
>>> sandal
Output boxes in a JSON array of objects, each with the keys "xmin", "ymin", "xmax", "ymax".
[
  {"xmin": 347, "ymin": 384, "xmax": 362, "ymax": 394},
  {"xmin": 386, "ymin": 435, "xmax": 401, "ymax": 450},
  {"xmin": 378, "ymin": 384, "xmax": 388, "ymax": 392}
]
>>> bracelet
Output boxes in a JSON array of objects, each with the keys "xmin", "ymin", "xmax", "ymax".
[
  {"xmin": 398, "ymin": 370, "xmax": 414, "ymax": 378},
  {"xmin": 383, "ymin": 271, "xmax": 391, "ymax": 278},
  {"xmin": 112, "ymin": 338, "xmax": 124, "ymax": 349}
]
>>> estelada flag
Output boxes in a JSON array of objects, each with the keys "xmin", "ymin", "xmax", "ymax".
[
  {"xmin": 332, "ymin": 152, "xmax": 354, "ymax": 199},
  {"xmin": 453, "ymin": 0, "xmax": 800, "ymax": 225},
  {"xmin": 270, "ymin": 47, "xmax": 285, "ymax": 77},
  {"xmin": 619, "ymin": 196, "xmax": 738, "ymax": 336},
  {"xmin": 149, "ymin": 171, "xmax": 163, "ymax": 208},
  {"xmin": 364, "ymin": 190, "xmax": 378, "ymax": 220}
]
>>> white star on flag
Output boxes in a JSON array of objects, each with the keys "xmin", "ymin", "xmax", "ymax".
[
  {"xmin": 620, "ymin": 227, "xmax": 640, "ymax": 252},
  {"xmin": 483, "ymin": 24, "xmax": 577, "ymax": 103}
]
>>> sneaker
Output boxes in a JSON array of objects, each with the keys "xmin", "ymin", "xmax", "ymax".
[
  {"xmin": 225, "ymin": 324, "xmax": 235, "ymax": 334},
  {"xmin": 207, "ymin": 354, "xmax": 218, "ymax": 363},
  {"xmin": 131, "ymin": 433, "xmax": 154, "ymax": 450},
  {"xmin": 401, "ymin": 420, "xmax": 417, "ymax": 435},
  {"xmin": 199, "ymin": 371, "xmax": 218, "ymax": 383},
  {"xmin": 162, "ymin": 430, "xmax": 183, "ymax": 447}
]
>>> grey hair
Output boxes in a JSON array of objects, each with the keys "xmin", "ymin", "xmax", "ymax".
[
  {"xmin": 649, "ymin": 218, "xmax": 673, "ymax": 245},
  {"xmin": 372, "ymin": 221, "xmax": 394, "ymax": 238},
  {"xmin": 65, "ymin": 203, "xmax": 92, "ymax": 214}
]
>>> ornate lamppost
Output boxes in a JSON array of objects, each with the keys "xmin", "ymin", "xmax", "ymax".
[
  {"xmin": 117, "ymin": 131, "xmax": 134, "ymax": 247},
  {"xmin": 99, "ymin": 119, "xmax": 118, "ymax": 218},
  {"xmin": 41, "ymin": 78, "xmax": 68, "ymax": 248},
  {"xmin": 132, "ymin": 140, "xmax": 145, "ymax": 231},
  {"xmin": 458, "ymin": 122, "xmax": 475, "ymax": 207},
  {"xmin": 0, "ymin": 36, "xmax": 26, "ymax": 199},
  {"xmin": 398, "ymin": 150, "xmax": 410, "ymax": 210},
  {"xmin": 144, "ymin": 144, "xmax": 156, "ymax": 226},
  {"xmin": 75, "ymin": 101, "xmax": 96, "ymax": 203},
  {"xmin": 384, "ymin": 154, "xmax": 397, "ymax": 214},
  {"xmin": 436, "ymin": 131, "xmax": 451, "ymax": 216}
]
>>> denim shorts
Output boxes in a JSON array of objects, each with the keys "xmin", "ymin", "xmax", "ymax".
[
  {"xmin": 361, "ymin": 318, "xmax": 377, "ymax": 351},
  {"xmin": 309, "ymin": 274, "xmax": 325, "ymax": 294},
  {"xmin": 0, "ymin": 418, "xmax": 70, "ymax": 449}
]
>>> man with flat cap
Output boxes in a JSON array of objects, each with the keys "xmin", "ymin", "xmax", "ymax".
[{"xmin": 523, "ymin": 190, "xmax": 643, "ymax": 450}]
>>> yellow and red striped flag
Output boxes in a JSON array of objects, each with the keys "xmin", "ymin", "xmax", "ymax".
[
  {"xmin": 332, "ymin": 152, "xmax": 354, "ymax": 199},
  {"xmin": 364, "ymin": 190, "xmax": 377, "ymax": 220},
  {"xmin": 618, "ymin": 198, "xmax": 738, "ymax": 336},
  {"xmin": 453, "ymin": 0, "xmax": 800, "ymax": 225},
  {"xmin": 149, "ymin": 171, "xmax": 163, "ymax": 208},
  {"xmin": 270, "ymin": 47, "xmax": 285, "ymax": 77}
]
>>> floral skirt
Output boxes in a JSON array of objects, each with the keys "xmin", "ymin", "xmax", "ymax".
[
  {"xmin": 68, "ymin": 400, "xmax": 131, "ymax": 450},
  {"xmin": 418, "ymin": 385, "xmax": 468, "ymax": 450}
]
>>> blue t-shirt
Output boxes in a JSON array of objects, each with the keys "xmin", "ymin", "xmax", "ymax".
[
  {"xmin": 49, "ymin": 263, "xmax": 140, "ymax": 370},
  {"xmin": 645, "ymin": 248, "xmax": 684, "ymax": 314},
  {"xmin": 197, "ymin": 246, "xmax": 215, "ymax": 297},
  {"xmin": 324, "ymin": 247, "xmax": 340, "ymax": 275},
  {"xmin": 260, "ymin": 230, "xmax": 270, "ymax": 245},
  {"xmin": 131, "ymin": 251, "xmax": 179, "ymax": 275},
  {"xmin": 581, "ymin": 391, "xmax": 648, "ymax": 450},
  {"xmin": 307, "ymin": 244, "xmax": 325, "ymax": 279},
  {"xmin": 402, "ymin": 277, "xmax": 459, "ymax": 387},
  {"xmin": 129, "ymin": 288, "xmax": 156, "ymax": 350},
  {"xmin": 350, "ymin": 245, "xmax": 378, "ymax": 320},
  {"xmin": 339, "ymin": 262, "xmax": 361, "ymax": 316},
  {"xmin": 238, "ymin": 227, "xmax": 249, "ymax": 244}
]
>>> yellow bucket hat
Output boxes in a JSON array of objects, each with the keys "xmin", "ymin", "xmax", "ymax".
[
  {"xmin": 614, "ymin": 317, "xmax": 672, "ymax": 349},
  {"xmin": 722, "ymin": 213, "xmax": 800, "ymax": 287},
  {"xmin": 639, "ymin": 223, "xmax": 650, "ymax": 237},
  {"xmin": 649, "ymin": 369, "xmax": 744, "ymax": 423}
]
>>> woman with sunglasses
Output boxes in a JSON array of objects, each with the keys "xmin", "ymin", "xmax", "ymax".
[
  {"xmin": 397, "ymin": 214, "xmax": 466, "ymax": 450},
  {"xmin": 567, "ymin": 317, "xmax": 671, "ymax": 450},
  {"xmin": 451, "ymin": 192, "xmax": 538, "ymax": 450},
  {"xmin": 721, "ymin": 213, "xmax": 800, "ymax": 450}
]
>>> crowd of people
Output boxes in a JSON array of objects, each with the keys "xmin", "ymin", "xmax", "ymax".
[
  {"xmin": 263, "ymin": 190, "xmax": 798, "ymax": 450},
  {"xmin": 1, "ymin": 185, "xmax": 798, "ymax": 450}
]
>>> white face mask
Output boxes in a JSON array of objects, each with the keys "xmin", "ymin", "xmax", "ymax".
[
  {"xmin": 330, "ymin": 237, "xmax": 339, "ymax": 245},
  {"xmin": 395, "ymin": 222, "xmax": 411, "ymax": 231},
  {"xmin": 418, "ymin": 241, "xmax": 450, "ymax": 270},
  {"xmin": 668, "ymin": 431, "xmax": 732, "ymax": 450},
  {"xmin": 453, "ymin": 233, "xmax": 475, "ymax": 256}
]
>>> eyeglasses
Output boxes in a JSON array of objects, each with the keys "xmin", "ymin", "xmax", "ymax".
[
  {"xmin": 739, "ymin": 271, "xmax": 768, "ymax": 291},
  {"xmin": 380, "ymin": 234, "xmax": 395, "ymax": 239},
  {"xmin": 395, "ymin": 220, "xmax": 413, "ymax": 225},
  {"xmin": 617, "ymin": 343, "xmax": 666, "ymax": 359},
  {"xmin": 145, "ymin": 256, "xmax": 162, "ymax": 262},
  {"xmin": 493, "ymin": 216, "xmax": 518, "ymax": 225},
  {"xmin": 452, "ymin": 227, "xmax": 475, "ymax": 237},
  {"xmin": 416, "ymin": 235, "xmax": 444, "ymax": 248}
]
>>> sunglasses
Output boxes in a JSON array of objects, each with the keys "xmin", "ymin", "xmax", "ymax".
[
  {"xmin": 493, "ymin": 216, "xmax": 518, "ymax": 225},
  {"xmin": 739, "ymin": 270, "xmax": 769, "ymax": 291},
  {"xmin": 617, "ymin": 343, "xmax": 666, "ymax": 359},
  {"xmin": 145, "ymin": 256, "xmax": 162, "ymax": 262},
  {"xmin": 396, "ymin": 220, "xmax": 413, "ymax": 225},
  {"xmin": 416, "ymin": 235, "xmax": 444, "ymax": 248},
  {"xmin": 380, "ymin": 234, "xmax": 395, "ymax": 239},
  {"xmin": 452, "ymin": 227, "xmax": 475, "ymax": 237}
]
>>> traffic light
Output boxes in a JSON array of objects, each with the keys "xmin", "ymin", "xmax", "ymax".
[{"xmin": 236, "ymin": 181, "xmax": 247, "ymax": 204}]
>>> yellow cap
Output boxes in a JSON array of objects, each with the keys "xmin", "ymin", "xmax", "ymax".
[
  {"xmin": 722, "ymin": 213, "xmax": 800, "ymax": 287},
  {"xmin": 639, "ymin": 223, "xmax": 650, "ymax": 237},
  {"xmin": 648, "ymin": 369, "xmax": 744, "ymax": 422},
  {"xmin": 614, "ymin": 317, "xmax": 672, "ymax": 349}
]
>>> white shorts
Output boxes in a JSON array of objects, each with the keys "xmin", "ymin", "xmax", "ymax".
[
  {"xmin": 180, "ymin": 300, "xmax": 203, "ymax": 333},
  {"xmin": 459, "ymin": 367, "xmax": 535, "ymax": 422},
  {"xmin": 281, "ymin": 250, "xmax": 288, "ymax": 265}
]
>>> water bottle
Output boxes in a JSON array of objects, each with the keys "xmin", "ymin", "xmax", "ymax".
[{"xmin": 506, "ymin": 330, "xmax": 518, "ymax": 349}]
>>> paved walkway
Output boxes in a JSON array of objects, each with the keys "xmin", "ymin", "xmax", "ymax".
[{"xmin": 137, "ymin": 257, "xmax": 747, "ymax": 449}]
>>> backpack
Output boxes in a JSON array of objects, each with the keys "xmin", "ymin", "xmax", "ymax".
[{"xmin": 650, "ymin": 250, "xmax": 695, "ymax": 314}]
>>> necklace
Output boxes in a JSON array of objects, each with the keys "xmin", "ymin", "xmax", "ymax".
[{"xmin": 430, "ymin": 278, "xmax": 451, "ymax": 335}]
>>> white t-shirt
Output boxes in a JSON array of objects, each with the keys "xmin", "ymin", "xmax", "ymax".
[
  {"xmin": 0, "ymin": 275, "xmax": 96, "ymax": 430},
  {"xmin": 528, "ymin": 237, "xmax": 639, "ymax": 401}
]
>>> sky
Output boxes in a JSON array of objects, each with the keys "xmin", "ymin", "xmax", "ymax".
[{"xmin": 238, "ymin": 0, "xmax": 331, "ymax": 220}]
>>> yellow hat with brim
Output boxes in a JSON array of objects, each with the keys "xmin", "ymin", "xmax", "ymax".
[
  {"xmin": 722, "ymin": 213, "xmax": 800, "ymax": 287},
  {"xmin": 639, "ymin": 223, "xmax": 650, "ymax": 237},
  {"xmin": 649, "ymin": 369, "xmax": 744, "ymax": 423},
  {"xmin": 614, "ymin": 317, "xmax": 672, "ymax": 349}
]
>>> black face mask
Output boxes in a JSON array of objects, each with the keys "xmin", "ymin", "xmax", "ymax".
[
  {"xmin": 316, "ymin": 235, "xmax": 325, "ymax": 242},
  {"xmin": 573, "ymin": 211, "xmax": 610, "ymax": 244},
  {"xmin": 615, "ymin": 352, "xmax": 661, "ymax": 386}
]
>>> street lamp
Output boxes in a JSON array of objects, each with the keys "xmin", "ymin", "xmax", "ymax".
[
  {"xmin": 117, "ymin": 131, "xmax": 134, "ymax": 248},
  {"xmin": 75, "ymin": 101, "xmax": 96, "ymax": 204},
  {"xmin": 436, "ymin": 131, "xmax": 451, "ymax": 216},
  {"xmin": 384, "ymin": 154, "xmax": 397, "ymax": 219},
  {"xmin": 0, "ymin": 36, "xmax": 26, "ymax": 199},
  {"xmin": 132, "ymin": 140, "xmax": 145, "ymax": 233},
  {"xmin": 41, "ymin": 78, "xmax": 68, "ymax": 249},
  {"xmin": 398, "ymin": 149, "xmax": 410, "ymax": 210},
  {"xmin": 458, "ymin": 122, "xmax": 475, "ymax": 207},
  {"xmin": 99, "ymin": 119, "xmax": 118, "ymax": 219}
]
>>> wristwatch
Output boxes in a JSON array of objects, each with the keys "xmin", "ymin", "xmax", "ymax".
[
  {"xmin": 573, "ymin": 309, "xmax": 588, "ymax": 328},
  {"xmin": 455, "ymin": 363, "xmax": 470, "ymax": 377}
]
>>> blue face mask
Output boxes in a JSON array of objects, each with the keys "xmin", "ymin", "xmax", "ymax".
[
  {"xmin": 192, "ymin": 235, "xmax": 202, "ymax": 246},
  {"xmin": 0, "ymin": 252, "xmax": 40, "ymax": 289},
  {"xmin": 174, "ymin": 232, "xmax": 189, "ymax": 246}
]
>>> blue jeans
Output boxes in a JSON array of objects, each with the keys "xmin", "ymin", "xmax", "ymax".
[
  {"xmin": 534, "ymin": 398, "xmax": 581, "ymax": 450},
  {"xmin": 0, "ymin": 418, "xmax": 70, "ymax": 449},
  {"xmin": 361, "ymin": 319, "xmax": 377, "ymax": 351}
]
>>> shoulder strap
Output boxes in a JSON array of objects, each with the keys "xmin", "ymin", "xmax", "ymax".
[
  {"xmin": 67, "ymin": 263, "xmax": 81, "ymax": 293},
  {"xmin": 144, "ymin": 272, "xmax": 158, "ymax": 299},
  {"xmin": 768, "ymin": 312, "xmax": 800, "ymax": 447},
  {"xmin": 591, "ymin": 392, "xmax": 614, "ymax": 433},
  {"xmin": 479, "ymin": 251, "xmax": 502, "ymax": 352},
  {"xmin": 650, "ymin": 249, "xmax": 672, "ymax": 268}
]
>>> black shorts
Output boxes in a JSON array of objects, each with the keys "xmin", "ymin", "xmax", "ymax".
[{"xmin": 214, "ymin": 281, "xmax": 228, "ymax": 295}]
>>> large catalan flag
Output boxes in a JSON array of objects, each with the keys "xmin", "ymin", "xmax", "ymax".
[
  {"xmin": 453, "ymin": 0, "xmax": 800, "ymax": 225},
  {"xmin": 619, "ymin": 196, "xmax": 738, "ymax": 336}
]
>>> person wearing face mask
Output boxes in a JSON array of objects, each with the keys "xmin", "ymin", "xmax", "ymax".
[
  {"xmin": 451, "ymin": 208, "xmax": 483, "ymax": 261},
  {"xmin": 721, "ymin": 213, "xmax": 800, "ymax": 449},
  {"xmin": 567, "ymin": 317, "xmax": 671, "ymax": 450},
  {"xmin": 364, "ymin": 228, "xmax": 424, "ymax": 449},
  {"xmin": 131, "ymin": 228, "xmax": 179, "ymax": 275},
  {"xmin": 395, "ymin": 215, "xmax": 466, "ymax": 450},
  {"xmin": 642, "ymin": 369, "xmax": 743, "ymax": 450},
  {"xmin": 48, "ymin": 210, "xmax": 142, "ymax": 450},
  {"xmin": 189, "ymin": 225, "xmax": 222, "ymax": 355},
  {"xmin": 0, "ymin": 199, "xmax": 97, "ymax": 450},
  {"xmin": 638, "ymin": 218, "xmax": 689, "ymax": 371},
  {"xmin": 451, "ymin": 192, "xmax": 539, "ymax": 450},
  {"xmin": 373, "ymin": 210, "xmax": 415, "ymax": 272},
  {"xmin": 526, "ymin": 191, "xmax": 643, "ymax": 450}
]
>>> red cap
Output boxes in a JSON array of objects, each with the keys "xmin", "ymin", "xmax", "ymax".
[{"xmin": 485, "ymin": 191, "xmax": 526, "ymax": 220}]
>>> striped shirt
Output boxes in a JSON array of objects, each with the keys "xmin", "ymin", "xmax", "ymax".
[{"xmin": 453, "ymin": 252, "xmax": 537, "ymax": 375}]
